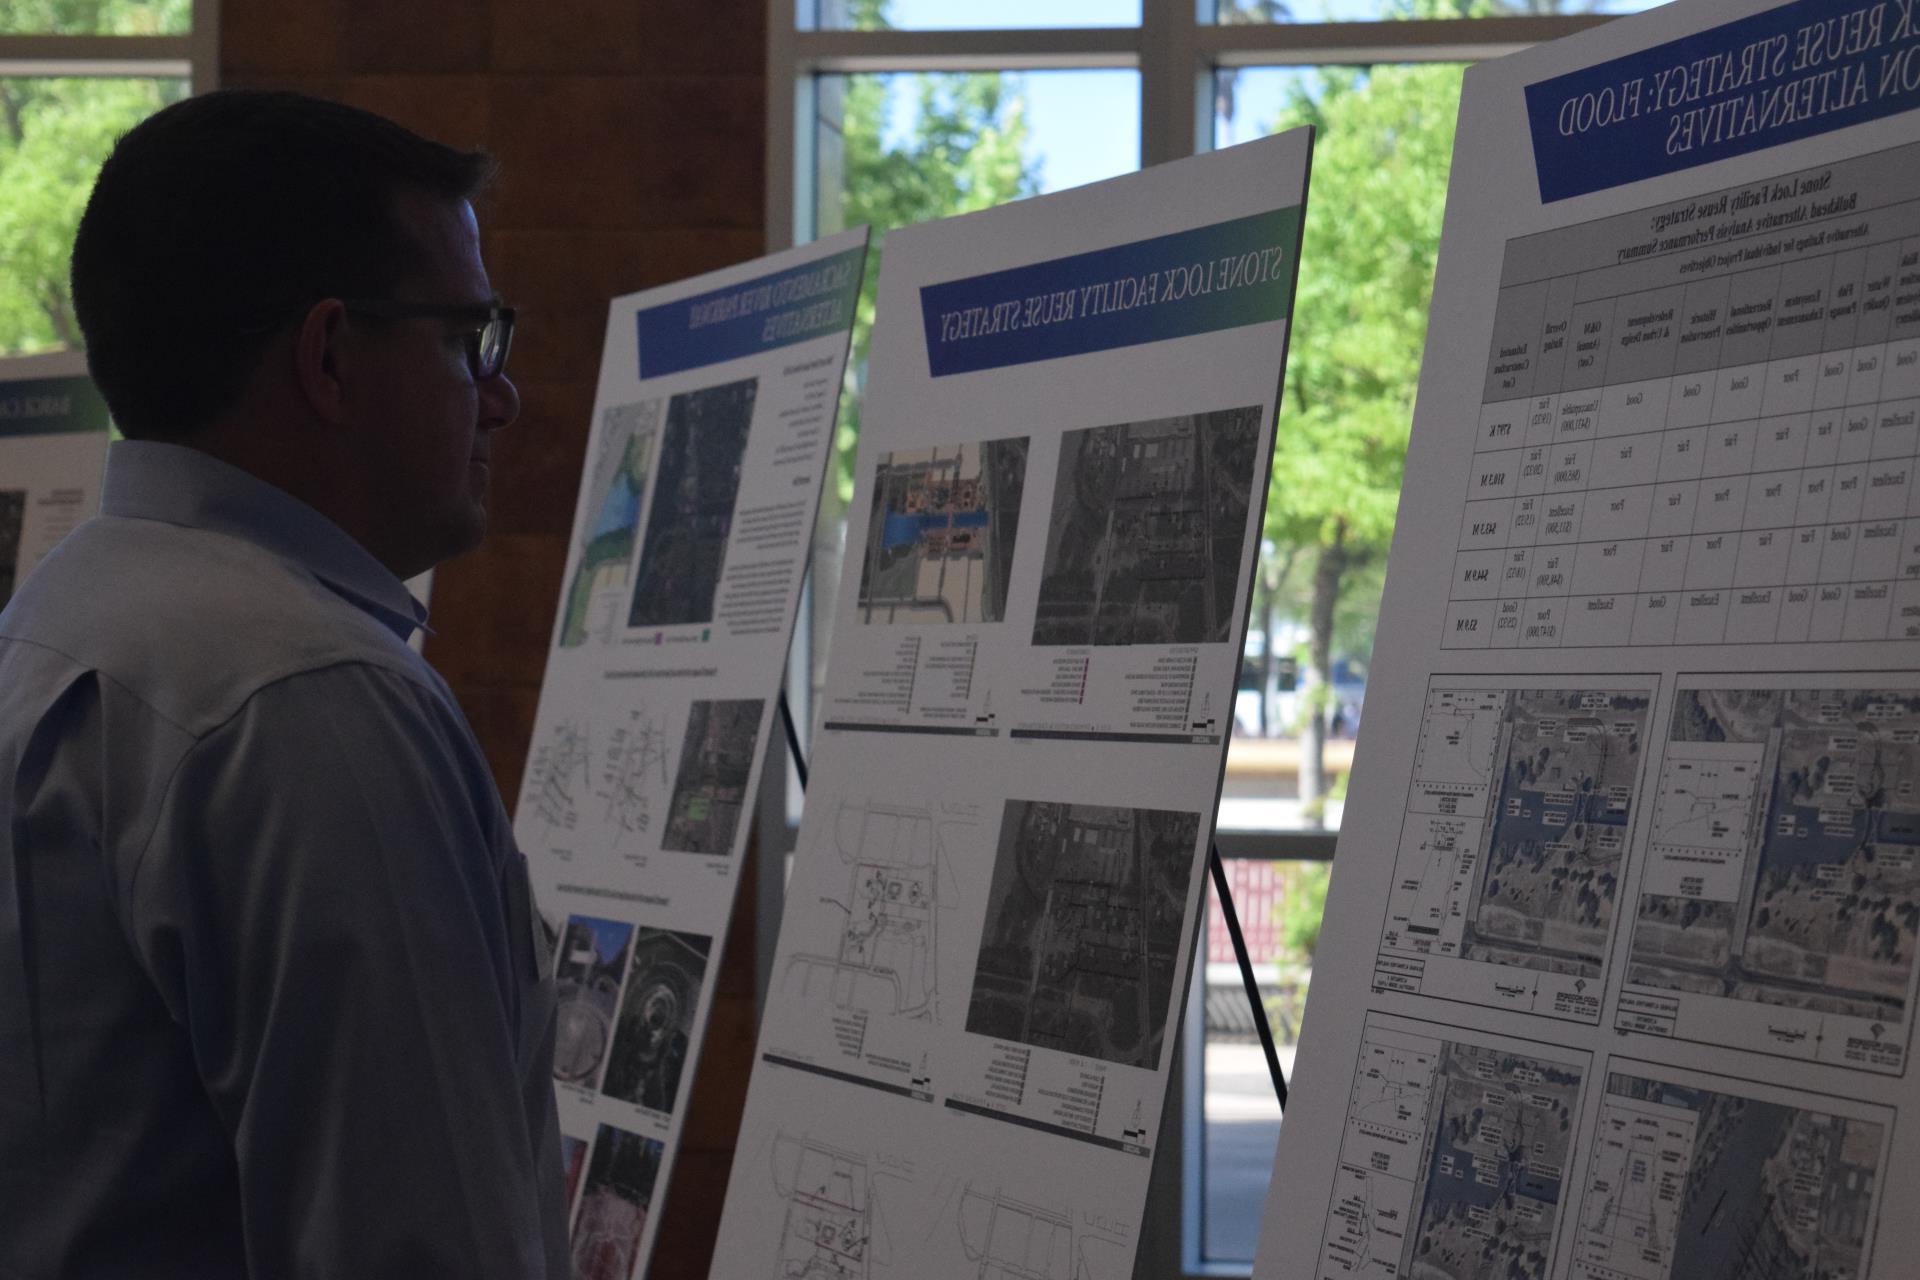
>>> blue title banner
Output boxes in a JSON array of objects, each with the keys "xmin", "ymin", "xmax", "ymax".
[
  {"xmin": 1526, "ymin": 0, "xmax": 1920, "ymax": 203},
  {"xmin": 918, "ymin": 206, "xmax": 1301, "ymax": 377},
  {"xmin": 0, "ymin": 373, "xmax": 110, "ymax": 439},
  {"xmin": 636, "ymin": 245, "xmax": 865, "ymax": 379}
]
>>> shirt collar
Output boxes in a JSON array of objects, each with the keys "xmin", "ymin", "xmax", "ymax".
[{"xmin": 100, "ymin": 440, "xmax": 430, "ymax": 643}]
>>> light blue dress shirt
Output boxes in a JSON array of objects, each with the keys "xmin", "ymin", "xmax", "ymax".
[{"xmin": 0, "ymin": 441, "xmax": 568, "ymax": 1278}]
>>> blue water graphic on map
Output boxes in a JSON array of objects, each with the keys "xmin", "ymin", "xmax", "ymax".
[
  {"xmin": 1492, "ymin": 778, "xmax": 1627, "ymax": 848},
  {"xmin": 591, "ymin": 473, "xmax": 643, "ymax": 540},
  {"xmin": 881, "ymin": 508, "xmax": 988, "ymax": 550},
  {"xmin": 1762, "ymin": 779, "xmax": 1920, "ymax": 874},
  {"xmin": 1424, "ymin": 1128, "xmax": 1562, "ymax": 1219}
]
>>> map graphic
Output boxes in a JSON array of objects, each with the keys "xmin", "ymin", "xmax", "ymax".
[
  {"xmin": 949, "ymin": 1184, "xmax": 1129, "ymax": 1280},
  {"xmin": 965, "ymin": 801, "xmax": 1200, "ymax": 1069},
  {"xmin": 602, "ymin": 706, "xmax": 674, "ymax": 842},
  {"xmin": 520, "ymin": 706, "xmax": 675, "ymax": 849},
  {"xmin": 523, "ymin": 717, "xmax": 594, "ymax": 841},
  {"xmin": 1318, "ymin": 1018, "xmax": 1585, "ymax": 1280},
  {"xmin": 858, "ymin": 437, "xmax": 1028, "ymax": 625},
  {"xmin": 769, "ymin": 1135, "xmax": 897, "ymax": 1280},
  {"xmin": 1377, "ymin": 683, "xmax": 1652, "ymax": 1020},
  {"xmin": 1570, "ymin": 1070, "xmax": 1886, "ymax": 1280},
  {"xmin": 783, "ymin": 799, "xmax": 968, "ymax": 1021},
  {"xmin": 628, "ymin": 377, "xmax": 757, "ymax": 629},
  {"xmin": 1032, "ymin": 405, "xmax": 1262, "ymax": 646},
  {"xmin": 1625, "ymin": 686, "xmax": 1920, "ymax": 1071},
  {"xmin": 662, "ymin": 698, "xmax": 765, "ymax": 855},
  {"xmin": 563, "ymin": 399, "xmax": 657, "ymax": 647}
]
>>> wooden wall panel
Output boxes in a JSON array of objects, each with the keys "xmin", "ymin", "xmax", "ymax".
[{"xmin": 223, "ymin": 2, "xmax": 772, "ymax": 1272}]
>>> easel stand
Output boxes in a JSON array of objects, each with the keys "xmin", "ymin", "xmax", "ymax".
[{"xmin": 775, "ymin": 689, "xmax": 1288, "ymax": 1111}]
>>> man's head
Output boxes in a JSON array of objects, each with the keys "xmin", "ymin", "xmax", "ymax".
[{"xmin": 72, "ymin": 90, "xmax": 519, "ymax": 576}]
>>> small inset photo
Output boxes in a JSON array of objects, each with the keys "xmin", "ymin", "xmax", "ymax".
[
  {"xmin": 856, "ymin": 436, "xmax": 1028, "ymax": 625},
  {"xmin": 570, "ymin": 1124, "xmax": 664, "ymax": 1280},
  {"xmin": 552, "ymin": 915, "xmax": 636, "ymax": 1088},
  {"xmin": 560, "ymin": 1134, "xmax": 589, "ymax": 1211},
  {"xmin": 662, "ymin": 699, "xmax": 765, "ymax": 854},
  {"xmin": 601, "ymin": 928, "xmax": 712, "ymax": 1116},
  {"xmin": 1033, "ymin": 405, "xmax": 1263, "ymax": 646},
  {"xmin": 627, "ymin": 377, "xmax": 758, "ymax": 629},
  {"xmin": 966, "ymin": 800, "xmax": 1201, "ymax": 1068}
]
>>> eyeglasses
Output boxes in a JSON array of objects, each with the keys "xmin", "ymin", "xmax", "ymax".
[{"xmin": 342, "ymin": 299, "xmax": 516, "ymax": 380}]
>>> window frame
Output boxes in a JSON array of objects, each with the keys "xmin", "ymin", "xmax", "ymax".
[
  {"xmin": 0, "ymin": 0, "xmax": 216, "ymax": 91},
  {"xmin": 760, "ymin": 3, "xmax": 1613, "ymax": 1275}
]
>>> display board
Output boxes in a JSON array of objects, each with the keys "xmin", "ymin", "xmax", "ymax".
[
  {"xmin": 1256, "ymin": 2, "xmax": 1920, "ymax": 1277},
  {"xmin": 711, "ymin": 129, "xmax": 1312, "ymax": 1280},
  {"xmin": 0, "ymin": 352, "xmax": 111, "ymax": 610},
  {"xmin": 513, "ymin": 229, "xmax": 867, "ymax": 1280}
]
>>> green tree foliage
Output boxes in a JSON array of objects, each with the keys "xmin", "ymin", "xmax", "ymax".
[
  {"xmin": 0, "ymin": 0, "xmax": 188, "ymax": 355},
  {"xmin": 0, "ymin": 0, "xmax": 186, "ymax": 34},
  {"xmin": 1278, "ymin": 860, "xmax": 1331, "ymax": 961},
  {"xmin": 1264, "ymin": 59, "xmax": 1464, "ymax": 810},
  {"xmin": 824, "ymin": 0, "xmax": 1040, "ymax": 504}
]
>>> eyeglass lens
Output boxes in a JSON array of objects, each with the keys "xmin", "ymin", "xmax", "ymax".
[{"xmin": 473, "ymin": 314, "xmax": 511, "ymax": 379}]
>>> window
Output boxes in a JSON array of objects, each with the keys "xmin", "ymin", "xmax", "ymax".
[
  {"xmin": 0, "ymin": 0, "xmax": 214, "ymax": 359},
  {"xmin": 766, "ymin": 2, "xmax": 1630, "ymax": 1274}
]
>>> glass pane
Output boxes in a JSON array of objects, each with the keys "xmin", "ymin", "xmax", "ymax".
[
  {"xmin": 0, "ymin": 0, "xmax": 189, "ymax": 35},
  {"xmin": 1215, "ymin": 62, "xmax": 1461, "ymax": 836},
  {"xmin": 809, "ymin": 0, "xmax": 1138, "ymax": 32},
  {"xmin": 803, "ymin": 68, "xmax": 1140, "ymax": 715},
  {"xmin": 1213, "ymin": 0, "xmax": 1661, "ymax": 23},
  {"xmin": 0, "ymin": 77, "xmax": 189, "ymax": 357},
  {"xmin": 1197, "ymin": 858, "xmax": 1324, "ymax": 1265}
]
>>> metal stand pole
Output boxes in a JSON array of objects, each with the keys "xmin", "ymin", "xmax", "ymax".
[{"xmin": 1208, "ymin": 844, "xmax": 1288, "ymax": 1111}]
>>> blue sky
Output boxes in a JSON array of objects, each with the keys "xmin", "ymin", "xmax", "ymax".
[{"xmin": 868, "ymin": 0, "xmax": 1664, "ymax": 195}]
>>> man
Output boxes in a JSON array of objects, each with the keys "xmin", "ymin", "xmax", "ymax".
[{"xmin": 0, "ymin": 92, "xmax": 568, "ymax": 1277}]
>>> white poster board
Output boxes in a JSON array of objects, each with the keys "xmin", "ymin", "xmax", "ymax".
[
  {"xmin": 513, "ymin": 229, "xmax": 868, "ymax": 1280},
  {"xmin": 1256, "ymin": 2, "xmax": 1920, "ymax": 1277},
  {"xmin": 0, "ymin": 352, "xmax": 111, "ymax": 609},
  {"xmin": 712, "ymin": 129, "xmax": 1312, "ymax": 1280}
]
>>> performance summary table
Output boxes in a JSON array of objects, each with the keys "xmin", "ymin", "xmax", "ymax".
[{"xmin": 1444, "ymin": 139, "xmax": 1920, "ymax": 650}]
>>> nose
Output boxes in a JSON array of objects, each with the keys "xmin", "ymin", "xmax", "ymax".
[{"xmin": 479, "ymin": 370, "xmax": 521, "ymax": 433}]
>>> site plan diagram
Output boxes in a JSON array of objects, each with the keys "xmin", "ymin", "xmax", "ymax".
[
  {"xmin": 1621, "ymin": 684, "xmax": 1920, "ymax": 1073},
  {"xmin": 1376, "ymin": 681, "xmax": 1655, "ymax": 1022},
  {"xmin": 780, "ymin": 797, "xmax": 969, "ymax": 1023}
]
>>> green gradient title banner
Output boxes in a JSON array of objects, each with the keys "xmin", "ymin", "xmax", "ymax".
[
  {"xmin": 0, "ymin": 374, "xmax": 110, "ymax": 439},
  {"xmin": 918, "ymin": 206, "xmax": 1301, "ymax": 377}
]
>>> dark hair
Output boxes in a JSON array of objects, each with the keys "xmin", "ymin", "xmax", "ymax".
[{"xmin": 71, "ymin": 90, "xmax": 496, "ymax": 440}]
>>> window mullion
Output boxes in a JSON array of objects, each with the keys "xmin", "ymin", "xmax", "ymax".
[
  {"xmin": 1199, "ymin": 12, "xmax": 1609, "ymax": 65},
  {"xmin": 1139, "ymin": 0, "xmax": 1200, "ymax": 169},
  {"xmin": 792, "ymin": 26, "xmax": 1138, "ymax": 72}
]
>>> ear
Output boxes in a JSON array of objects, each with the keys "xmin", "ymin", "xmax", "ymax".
[{"xmin": 292, "ymin": 298, "xmax": 351, "ymax": 424}]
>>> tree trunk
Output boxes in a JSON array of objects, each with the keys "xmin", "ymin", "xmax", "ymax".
[{"xmin": 1301, "ymin": 522, "xmax": 1348, "ymax": 824}]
